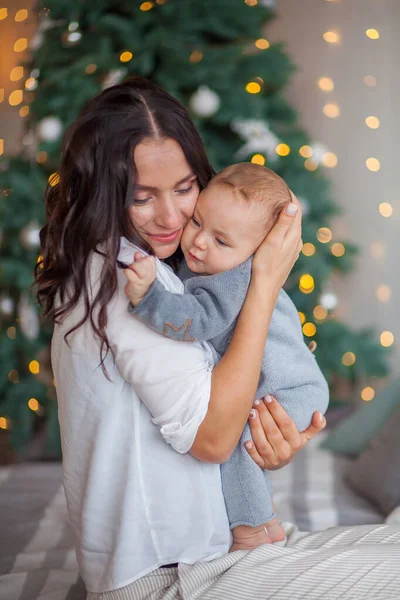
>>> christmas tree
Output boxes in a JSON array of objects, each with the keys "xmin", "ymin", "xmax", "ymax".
[{"xmin": 0, "ymin": 0, "xmax": 391, "ymax": 456}]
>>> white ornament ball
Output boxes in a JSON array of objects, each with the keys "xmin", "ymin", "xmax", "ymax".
[
  {"xmin": 320, "ymin": 292, "xmax": 337, "ymax": 310},
  {"xmin": 38, "ymin": 116, "xmax": 63, "ymax": 142},
  {"xmin": 19, "ymin": 296, "xmax": 40, "ymax": 340},
  {"xmin": 0, "ymin": 296, "xmax": 14, "ymax": 316},
  {"xmin": 311, "ymin": 142, "xmax": 329, "ymax": 165},
  {"xmin": 190, "ymin": 86, "xmax": 221, "ymax": 118},
  {"xmin": 20, "ymin": 222, "xmax": 41, "ymax": 249}
]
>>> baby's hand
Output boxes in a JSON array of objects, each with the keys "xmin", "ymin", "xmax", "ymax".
[{"xmin": 124, "ymin": 251, "xmax": 156, "ymax": 307}]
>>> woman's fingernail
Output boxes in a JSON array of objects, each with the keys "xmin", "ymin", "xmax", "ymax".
[
  {"xmin": 244, "ymin": 441, "xmax": 253, "ymax": 450},
  {"xmin": 254, "ymin": 398, "xmax": 261, "ymax": 406},
  {"xmin": 285, "ymin": 202, "xmax": 298, "ymax": 216},
  {"xmin": 317, "ymin": 412, "xmax": 323, "ymax": 423},
  {"xmin": 250, "ymin": 409, "xmax": 257, "ymax": 419},
  {"xmin": 265, "ymin": 395, "xmax": 273, "ymax": 403}
]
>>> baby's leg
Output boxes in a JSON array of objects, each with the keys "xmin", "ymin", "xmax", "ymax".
[{"xmin": 231, "ymin": 517, "xmax": 286, "ymax": 552}]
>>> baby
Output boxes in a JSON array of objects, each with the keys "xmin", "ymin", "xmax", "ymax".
[{"xmin": 125, "ymin": 163, "xmax": 329, "ymax": 550}]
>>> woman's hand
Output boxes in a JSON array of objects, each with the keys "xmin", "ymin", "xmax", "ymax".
[
  {"xmin": 244, "ymin": 396, "xmax": 326, "ymax": 470},
  {"xmin": 252, "ymin": 191, "xmax": 302, "ymax": 294}
]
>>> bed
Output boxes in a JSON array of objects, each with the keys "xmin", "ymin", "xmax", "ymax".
[{"xmin": 0, "ymin": 433, "xmax": 385, "ymax": 600}]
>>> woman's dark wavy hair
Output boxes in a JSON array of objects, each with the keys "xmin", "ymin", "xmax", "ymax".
[{"xmin": 35, "ymin": 76, "xmax": 215, "ymax": 370}]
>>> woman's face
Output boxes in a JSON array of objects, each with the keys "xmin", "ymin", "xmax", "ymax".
[{"xmin": 129, "ymin": 138, "xmax": 200, "ymax": 259}]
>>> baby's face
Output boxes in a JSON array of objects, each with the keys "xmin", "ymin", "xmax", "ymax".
[{"xmin": 181, "ymin": 184, "xmax": 268, "ymax": 275}]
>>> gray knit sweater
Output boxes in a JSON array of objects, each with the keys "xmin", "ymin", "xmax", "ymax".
[{"xmin": 129, "ymin": 257, "xmax": 329, "ymax": 528}]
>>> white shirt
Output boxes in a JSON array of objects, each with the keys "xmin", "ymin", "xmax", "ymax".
[{"xmin": 52, "ymin": 238, "xmax": 231, "ymax": 593}]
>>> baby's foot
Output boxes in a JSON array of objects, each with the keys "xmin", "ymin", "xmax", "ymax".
[
  {"xmin": 264, "ymin": 517, "xmax": 286, "ymax": 544},
  {"xmin": 230, "ymin": 524, "xmax": 272, "ymax": 552}
]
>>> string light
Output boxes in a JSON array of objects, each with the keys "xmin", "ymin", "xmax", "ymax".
[
  {"xmin": 317, "ymin": 227, "xmax": 332, "ymax": 243},
  {"xmin": 365, "ymin": 116, "xmax": 380, "ymax": 129},
  {"xmin": 25, "ymin": 77, "xmax": 37, "ymax": 90},
  {"xmin": 342, "ymin": 352, "xmax": 356, "ymax": 366},
  {"xmin": 255, "ymin": 38, "xmax": 270, "ymax": 50},
  {"xmin": 0, "ymin": 139, "xmax": 3, "ymax": 156},
  {"xmin": 36, "ymin": 151, "xmax": 48, "ymax": 163},
  {"xmin": 10, "ymin": 66, "xmax": 24, "ymax": 81},
  {"xmin": 303, "ymin": 322, "xmax": 317, "ymax": 337},
  {"xmin": 302, "ymin": 242, "xmax": 316, "ymax": 257},
  {"xmin": 85, "ymin": 63, "xmax": 97, "ymax": 74},
  {"xmin": 361, "ymin": 386, "xmax": 375, "ymax": 401},
  {"xmin": 251, "ymin": 154, "xmax": 265, "ymax": 165},
  {"xmin": 189, "ymin": 50, "xmax": 203, "ymax": 63},
  {"xmin": 298, "ymin": 312, "xmax": 306, "ymax": 325},
  {"xmin": 313, "ymin": 305, "xmax": 328, "ymax": 320},
  {"xmin": 14, "ymin": 38, "xmax": 28, "ymax": 52},
  {"xmin": 323, "ymin": 103, "xmax": 340, "ymax": 118},
  {"xmin": 366, "ymin": 29, "xmax": 379, "ymax": 40},
  {"xmin": 331, "ymin": 242, "xmax": 345, "ymax": 257},
  {"xmin": 7, "ymin": 326, "xmax": 16, "ymax": 339},
  {"xmin": 378, "ymin": 202, "xmax": 392, "ymax": 217},
  {"xmin": 28, "ymin": 360, "xmax": 40, "ymax": 374},
  {"xmin": 364, "ymin": 75, "xmax": 377, "ymax": 87},
  {"xmin": 376, "ymin": 284, "xmax": 391, "ymax": 303},
  {"xmin": 299, "ymin": 145, "xmax": 313, "ymax": 158},
  {"xmin": 19, "ymin": 105, "xmax": 29, "ymax": 117},
  {"xmin": 8, "ymin": 370, "xmax": 19, "ymax": 384},
  {"xmin": 28, "ymin": 398, "xmax": 39, "ymax": 411},
  {"xmin": 245, "ymin": 0, "xmax": 258, "ymax": 5},
  {"xmin": 366, "ymin": 157, "xmax": 380, "ymax": 171},
  {"xmin": 245, "ymin": 81, "xmax": 261, "ymax": 94},
  {"xmin": 275, "ymin": 143, "xmax": 290, "ymax": 156},
  {"xmin": 380, "ymin": 331, "xmax": 394, "ymax": 347},
  {"xmin": 9, "ymin": 90, "xmax": 23, "ymax": 106},
  {"xmin": 304, "ymin": 158, "xmax": 318, "ymax": 171},
  {"xmin": 322, "ymin": 152, "xmax": 338, "ymax": 167},
  {"xmin": 0, "ymin": 89, "xmax": 4, "ymax": 102},
  {"xmin": 299, "ymin": 274, "xmax": 315, "ymax": 294},
  {"xmin": 15, "ymin": 9, "xmax": 28, "ymax": 21},
  {"xmin": 318, "ymin": 77, "xmax": 334, "ymax": 92},
  {"xmin": 140, "ymin": 1, "xmax": 154, "ymax": 10},
  {"xmin": 0, "ymin": 417, "xmax": 10, "ymax": 430},
  {"xmin": 0, "ymin": 8, "xmax": 7, "ymax": 20},
  {"xmin": 323, "ymin": 31, "xmax": 340, "ymax": 44},
  {"xmin": 120, "ymin": 51, "xmax": 133, "ymax": 63}
]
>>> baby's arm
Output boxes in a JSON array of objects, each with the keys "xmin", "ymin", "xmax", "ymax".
[{"xmin": 126, "ymin": 258, "xmax": 250, "ymax": 343}]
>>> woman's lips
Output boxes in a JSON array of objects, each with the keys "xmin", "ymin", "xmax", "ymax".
[{"xmin": 146, "ymin": 230, "xmax": 181, "ymax": 243}]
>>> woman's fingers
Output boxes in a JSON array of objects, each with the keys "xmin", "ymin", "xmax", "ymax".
[
  {"xmin": 243, "ymin": 438, "xmax": 266, "ymax": 469},
  {"xmin": 262, "ymin": 396, "xmax": 303, "ymax": 452},
  {"xmin": 247, "ymin": 407, "xmax": 277, "ymax": 467},
  {"xmin": 300, "ymin": 411, "xmax": 326, "ymax": 443}
]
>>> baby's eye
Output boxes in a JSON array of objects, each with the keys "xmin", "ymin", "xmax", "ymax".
[
  {"xmin": 216, "ymin": 238, "xmax": 227, "ymax": 247},
  {"xmin": 192, "ymin": 216, "xmax": 200, "ymax": 227}
]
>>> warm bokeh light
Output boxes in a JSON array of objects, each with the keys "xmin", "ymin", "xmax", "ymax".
[
  {"xmin": 323, "ymin": 31, "xmax": 340, "ymax": 44},
  {"xmin": 361, "ymin": 386, "xmax": 375, "ymax": 401},
  {"xmin": 366, "ymin": 29, "xmax": 379, "ymax": 39},
  {"xmin": 366, "ymin": 157, "xmax": 380, "ymax": 171},
  {"xmin": 85, "ymin": 63, "xmax": 97, "ymax": 74},
  {"xmin": 342, "ymin": 352, "xmax": 356, "ymax": 367},
  {"xmin": 331, "ymin": 242, "xmax": 345, "ymax": 257},
  {"xmin": 36, "ymin": 151, "xmax": 48, "ymax": 163},
  {"xmin": 120, "ymin": 51, "xmax": 133, "ymax": 62},
  {"xmin": 140, "ymin": 1, "xmax": 153, "ymax": 10},
  {"xmin": 364, "ymin": 75, "xmax": 377, "ymax": 87},
  {"xmin": 304, "ymin": 158, "xmax": 318, "ymax": 171},
  {"xmin": 365, "ymin": 116, "xmax": 380, "ymax": 129},
  {"xmin": 323, "ymin": 103, "xmax": 340, "ymax": 118},
  {"xmin": 303, "ymin": 322, "xmax": 317, "ymax": 337},
  {"xmin": 302, "ymin": 242, "xmax": 316, "ymax": 257},
  {"xmin": 376, "ymin": 284, "xmax": 391, "ymax": 303},
  {"xmin": 0, "ymin": 417, "xmax": 8, "ymax": 430},
  {"xmin": 313, "ymin": 305, "xmax": 328, "ymax": 320},
  {"xmin": 0, "ymin": 8, "xmax": 7, "ymax": 20},
  {"xmin": 370, "ymin": 242, "xmax": 385, "ymax": 258},
  {"xmin": 255, "ymin": 38, "xmax": 270, "ymax": 50},
  {"xmin": 322, "ymin": 152, "xmax": 338, "ymax": 167},
  {"xmin": 379, "ymin": 202, "xmax": 392, "ymax": 217},
  {"xmin": 15, "ymin": 9, "xmax": 28, "ymax": 21},
  {"xmin": 0, "ymin": 89, "xmax": 4, "ymax": 102},
  {"xmin": 9, "ymin": 90, "xmax": 23, "ymax": 106},
  {"xmin": 29, "ymin": 360, "xmax": 40, "ymax": 375},
  {"xmin": 275, "ymin": 143, "xmax": 290, "ymax": 156},
  {"xmin": 189, "ymin": 50, "xmax": 203, "ymax": 63},
  {"xmin": 19, "ymin": 105, "xmax": 29, "ymax": 117},
  {"xmin": 8, "ymin": 370, "xmax": 19, "ymax": 384},
  {"xmin": 318, "ymin": 77, "xmax": 334, "ymax": 92},
  {"xmin": 251, "ymin": 154, "xmax": 265, "ymax": 165},
  {"xmin": 48, "ymin": 172, "xmax": 60, "ymax": 187},
  {"xmin": 10, "ymin": 66, "xmax": 23, "ymax": 81},
  {"xmin": 380, "ymin": 331, "xmax": 394, "ymax": 347},
  {"xmin": 246, "ymin": 81, "xmax": 261, "ymax": 94},
  {"xmin": 299, "ymin": 274, "xmax": 315, "ymax": 294},
  {"xmin": 25, "ymin": 77, "xmax": 36, "ymax": 90},
  {"xmin": 298, "ymin": 312, "xmax": 306, "ymax": 325},
  {"xmin": 299, "ymin": 145, "xmax": 313, "ymax": 158},
  {"xmin": 0, "ymin": 139, "xmax": 3, "ymax": 156},
  {"xmin": 28, "ymin": 398, "xmax": 39, "ymax": 411},
  {"xmin": 317, "ymin": 227, "xmax": 332, "ymax": 243},
  {"xmin": 245, "ymin": 0, "xmax": 258, "ymax": 5},
  {"xmin": 6, "ymin": 326, "xmax": 16, "ymax": 339},
  {"xmin": 14, "ymin": 38, "xmax": 28, "ymax": 52}
]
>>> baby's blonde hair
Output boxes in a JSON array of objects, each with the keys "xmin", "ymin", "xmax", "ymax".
[{"xmin": 210, "ymin": 162, "xmax": 291, "ymax": 233}]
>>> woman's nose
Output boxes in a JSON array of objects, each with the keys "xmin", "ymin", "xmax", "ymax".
[{"xmin": 157, "ymin": 197, "xmax": 182, "ymax": 229}]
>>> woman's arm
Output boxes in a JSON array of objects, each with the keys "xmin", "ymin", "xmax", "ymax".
[{"xmin": 190, "ymin": 197, "xmax": 303, "ymax": 463}]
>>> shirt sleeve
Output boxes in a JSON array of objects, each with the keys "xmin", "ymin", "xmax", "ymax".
[
  {"xmin": 129, "ymin": 259, "xmax": 252, "ymax": 343},
  {"xmin": 107, "ymin": 268, "xmax": 214, "ymax": 454}
]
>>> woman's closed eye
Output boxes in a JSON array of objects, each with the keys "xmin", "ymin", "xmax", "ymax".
[{"xmin": 176, "ymin": 184, "xmax": 194, "ymax": 195}]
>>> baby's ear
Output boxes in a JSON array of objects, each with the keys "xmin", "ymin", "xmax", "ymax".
[{"xmin": 308, "ymin": 341, "xmax": 317, "ymax": 353}]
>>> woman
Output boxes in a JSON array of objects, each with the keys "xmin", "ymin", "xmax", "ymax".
[{"xmin": 36, "ymin": 78, "xmax": 400, "ymax": 599}]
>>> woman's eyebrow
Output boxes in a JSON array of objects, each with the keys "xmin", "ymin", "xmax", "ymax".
[{"xmin": 135, "ymin": 172, "xmax": 196, "ymax": 191}]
